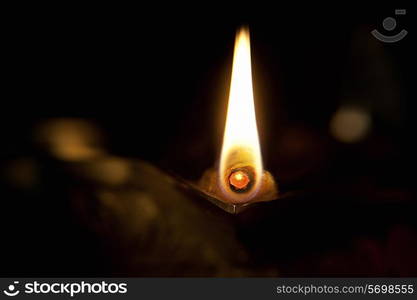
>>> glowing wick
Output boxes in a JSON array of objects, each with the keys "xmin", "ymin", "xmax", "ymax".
[{"xmin": 229, "ymin": 170, "xmax": 251, "ymax": 191}]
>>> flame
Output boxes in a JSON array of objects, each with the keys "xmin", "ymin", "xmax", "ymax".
[{"xmin": 219, "ymin": 27, "xmax": 263, "ymax": 203}]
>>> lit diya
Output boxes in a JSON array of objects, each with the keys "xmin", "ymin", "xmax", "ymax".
[{"xmin": 198, "ymin": 27, "xmax": 278, "ymax": 208}]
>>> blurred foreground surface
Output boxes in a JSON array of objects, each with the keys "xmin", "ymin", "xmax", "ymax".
[{"xmin": 1, "ymin": 118, "xmax": 416, "ymax": 277}]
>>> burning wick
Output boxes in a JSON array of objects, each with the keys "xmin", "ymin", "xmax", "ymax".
[
  {"xmin": 199, "ymin": 26, "xmax": 278, "ymax": 206},
  {"xmin": 229, "ymin": 169, "xmax": 252, "ymax": 192}
]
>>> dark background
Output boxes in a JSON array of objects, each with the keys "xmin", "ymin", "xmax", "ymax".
[{"xmin": 1, "ymin": 5, "xmax": 415, "ymax": 276}]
